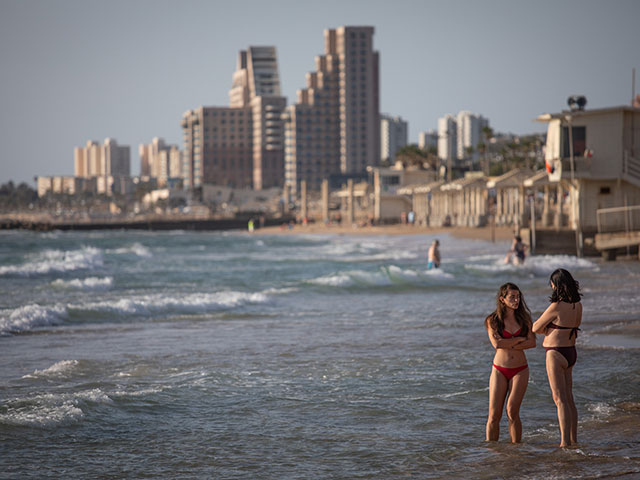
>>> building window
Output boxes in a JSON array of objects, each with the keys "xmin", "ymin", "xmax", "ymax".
[
  {"xmin": 599, "ymin": 186, "xmax": 611, "ymax": 194},
  {"xmin": 562, "ymin": 126, "xmax": 586, "ymax": 157}
]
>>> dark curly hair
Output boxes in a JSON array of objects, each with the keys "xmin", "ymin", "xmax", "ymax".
[
  {"xmin": 484, "ymin": 282, "xmax": 531, "ymax": 338},
  {"xmin": 549, "ymin": 268, "xmax": 582, "ymax": 303}
]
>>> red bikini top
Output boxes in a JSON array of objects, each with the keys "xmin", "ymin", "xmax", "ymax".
[{"xmin": 502, "ymin": 328, "xmax": 521, "ymax": 338}]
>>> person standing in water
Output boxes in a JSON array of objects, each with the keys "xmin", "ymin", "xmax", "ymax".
[
  {"xmin": 427, "ymin": 240, "xmax": 440, "ymax": 269},
  {"xmin": 532, "ymin": 268, "xmax": 582, "ymax": 447},
  {"xmin": 504, "ymin": 235, "xmax": 527, "ymax": 265},
  {"xmin": 485, "ymin": 283, "xmax": 536, "ymax": 443}
]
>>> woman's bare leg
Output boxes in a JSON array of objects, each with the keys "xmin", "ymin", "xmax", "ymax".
[
  {"xmin": 565, "ymin": 367, "xmax": 577, "ymax": 444},
  {"xmin": 546, "ymin": 350, "xmax": 572, "ymax": 447},
  {"xmin": 506, "ymin": 367, "xmax": 529, "ymax": 443},
  {"xmin": 487, "ymin": 367, "xmax": 508, "ymax": 441}
]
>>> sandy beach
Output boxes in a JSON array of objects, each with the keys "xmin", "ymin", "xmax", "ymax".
[{"xmin": 256, "ymin": 222, "xmax": 516, "ymax": 242}]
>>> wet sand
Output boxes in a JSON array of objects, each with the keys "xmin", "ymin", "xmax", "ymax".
[{"xmin": 255, "ymin": 223, "xmax": 516, "ymax": 242}]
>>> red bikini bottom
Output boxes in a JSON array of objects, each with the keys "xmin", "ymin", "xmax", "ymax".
[{"xmin": 493, "ymin": 364, "xmax": 528, "ymax": 381}]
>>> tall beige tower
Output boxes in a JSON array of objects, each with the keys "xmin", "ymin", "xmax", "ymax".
[
  {"xmin": 284, "ymin": 26, "xmax": 380, "ymax": 193},
  {"xmin": 182, "ymin": 46, "xmax": 286, "ymax": 190}
]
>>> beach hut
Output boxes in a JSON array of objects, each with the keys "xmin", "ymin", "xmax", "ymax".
[{"xmin": 486, "ymin": 169, "xmax": 534, "ymax": 228}]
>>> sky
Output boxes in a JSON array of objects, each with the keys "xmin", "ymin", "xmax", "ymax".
[{"xmin": 1, "ymin": 0, "xmax": 639, "ymax": 185}]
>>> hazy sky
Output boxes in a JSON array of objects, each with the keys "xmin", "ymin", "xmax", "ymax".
[{"xmin": 1, "ymin": 0, "xmax": 638, "ymax": 185}]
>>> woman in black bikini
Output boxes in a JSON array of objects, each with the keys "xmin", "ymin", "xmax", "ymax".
[
  {"xmin": 532, "ymin": 268, "xmax": 582, "ymax": 447},
  {"xmin": 485, "ymin": 283, "xmax": 536, "ymax": 443}
]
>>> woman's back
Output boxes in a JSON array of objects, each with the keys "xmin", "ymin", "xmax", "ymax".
[{"xmin": 542, "ymin": 301, "xmax": 582, "ymax": 347}]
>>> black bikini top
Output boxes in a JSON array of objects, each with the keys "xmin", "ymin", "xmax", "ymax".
[{"xmin": 547, "ymin": 322, "xmax": 581, "ymax": 339}]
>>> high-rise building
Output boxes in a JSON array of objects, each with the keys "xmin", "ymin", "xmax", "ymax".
[
  {"xmin": 380, "ymin": 114, "xmax": 408, "ymax": 163},
  {"xmin": 73, "ymin": 138, "xmax": 130, "ymax": 195},
  {"xmin": 181, "ymin": 46, "xmax": 286, "ymax": 190},
  {"xmin": 418, "ymin": 130, "xmax": 438, "ymax": 151},
  {"xmin": 74, "ymin": 139, "xmax": 130, "ymax": 178},
  {"xmin": 437, "ymin": 114, "xmax": 457, "ymax": 164},
  {"xmin": 284, "ymin": 26, "xmax": 380, "ymax": 193},
  {"xmin": 456, "ymin": 111, "xmax": 489, "ymax": 163},
  {"xmin": 139, "ymin": 137, "xmax": 181, "ymax": 186}
]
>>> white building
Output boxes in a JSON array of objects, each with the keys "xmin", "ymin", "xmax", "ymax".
[
  {"xmin": 380, "ymin": 114, "xmax": 408, "ymax": 163},
  {"xmin": 418, "ymin": 130, "xmax": 438, "ymax": 151},
  {"xmin": 437, "ymin": 114, "xmax": 457, "ymax": 168},
  {"xmin": 456, "ymin": 111, "xmax": 489, "ymax": 164}
]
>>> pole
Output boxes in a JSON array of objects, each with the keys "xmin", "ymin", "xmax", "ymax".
[
  {"xmin": 530, "ymin": 194, "xmax": 536, "ymax": 254},
  {"xmin": 567, "ymin": 115, "xmax": 583, "ymax": 257}
]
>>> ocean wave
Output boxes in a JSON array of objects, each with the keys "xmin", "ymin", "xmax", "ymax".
[
  {"xmin": 109, "ymin": 242, "xmax": 152, "ymax": 258},
  {"xmin": 0, "ymin": 246, "xmax": 103, "ymax": 277},
  {"xmin": 0, "ymin": 304, "xmax": 68, "ymax": 335},
  {"xmin": 22, "ymin": 360, "xmax": 79, "ymax": 379},
  {"xmin": 307, "ymin": 265, "xmax": 454, "ymax": 288},
  {"xmin": 0, "ymin": 389, "xmax": 112, "ymax": 428},
  {"xmin": 464, "ymin": 254, "xmax": 597, "ymax": 277},
  {"xmin": 69, "ymin": 291, "xmax": 270, "ymax": 316},
  {"xmin": 52, "ymin": 276, "xmax": 114, "ymax": 290}
]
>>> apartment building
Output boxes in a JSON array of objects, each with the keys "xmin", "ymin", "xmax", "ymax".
[
  {"xmin": 284, "ymin": 26, "xmax": 380, "ymax": 193},
  {"xmin": 74, "ymin": 139, "xmax": 130, "ymax": 179},
  {"xmin": 139, "ymin": 137, "xmax": 182, "ymax": 187},
  {"xmin": 418, "ymin": 130, "xmax": 438, "ymax": 151},
  {"xmin": 380, "ymin": 114, "xmax": 408, "ymax": 163},
  {"xmin": 456, "ymin": 111, "xmax": 489, "ymax": 164},
  {"xmin": 438, "ymin": 111, "xmax": 489, "ymax": 172},
  {"xmin": 181, "ymin": 46, "xmax": 286, "ymax": 190},
  {"xmin": 437, "ymin": 114, "xmax": 457, "ymax": 164},
  {"xmin": 72, "ymin": 138, "xmax": 131, "ymax": 195}
]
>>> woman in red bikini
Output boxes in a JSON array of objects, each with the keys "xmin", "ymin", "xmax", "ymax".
[
  {"xmin": 485, "ymin": 283, "xmax": 536, "ymax": 443},
  {"xmin": 532, "ymin": 268, "xmax": 582, "ymax": 447}
]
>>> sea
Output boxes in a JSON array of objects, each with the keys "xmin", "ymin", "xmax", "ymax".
[{"xmin": 1, "ymin": 229, "xmax": 639, "ymax": 479}]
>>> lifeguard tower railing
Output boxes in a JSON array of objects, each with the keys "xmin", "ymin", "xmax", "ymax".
[{"xmin": 596, "ymin": 204, "xmax": 640, "ymax": 235}]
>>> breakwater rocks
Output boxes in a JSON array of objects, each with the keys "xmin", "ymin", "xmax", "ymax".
[{"xmin": 0, "ymin": 214, "xmax": 293, "ymax": 232}]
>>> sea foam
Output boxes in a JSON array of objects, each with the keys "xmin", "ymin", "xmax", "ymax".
[
  {"xmin": 0, "ymin": 246, "xmax": 103, "ymax": 276},
  {"xmin": 0, "ymin": 304, "xmax": 67, "ymax": 335},
  {"xmin": 52, "ymin": 276, "xmax": 113, "ymax": 290},
  {"xmin": 0, "ymin": 389, "xmax": 112, "ymax": 428},
  {"xmin": 70, "ymin": 291, "xmax": 270, "ymax": 316},
  {"xmin": 22, "ymin": 360, "xmax": 79, "ymax": 379}
]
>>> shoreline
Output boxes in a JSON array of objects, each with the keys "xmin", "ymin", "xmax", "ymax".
[{"xmin": 255, "ymin": 223, "xmax": 516, "ymax": 242}]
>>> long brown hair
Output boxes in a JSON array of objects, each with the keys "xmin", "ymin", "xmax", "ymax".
[{"xmin": 484, "ymin": 282, "xmax": 531, "ymax": 338}]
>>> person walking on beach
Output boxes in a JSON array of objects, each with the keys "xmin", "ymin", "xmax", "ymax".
[
  {"xmin": 485, "ymin": 283, "xmax": 536, "ymax": 443},
  {"xmin": 532, "ymin": 268, "xmax": 582, "ymax": 447},
  {"xmin": 427, "ymin": 240, "xmax": 440, "ymax": 269}
]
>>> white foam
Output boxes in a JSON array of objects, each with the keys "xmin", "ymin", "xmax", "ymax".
[
  {"xmin": 0, "ymin": 304, "xmax": 67, "ymax": 335},
  {"xmin": 0, "ymin": 246, "xmax": 103, "ymax": 276},
  {"xmin": 0, "ymin": 389, "xmax": 112, "ymax": 428},
  {"xmin": 22, "ymin": 360, "xmax": 79, "ymax": 379},
  {"xmin": 52, "ymin": 276, "xmax": 113, "ymax": 290},
  {"xmin": 262, "ymin": 287, "xmax": 299, "ymax": 295},
  {"xmin": 464, "ymin": 254, "xmax": 597, "ymax": 277},
  {"xmin": 110, "ymin": 242, "xmax": 152, "ymax": 258},
  {"xmin": 309, "ymin": 273, "xmax": 355, "ymax": 287},
  {"xmin": 71, "ymin": 291, "xmax": 270, "ymax": 316}
]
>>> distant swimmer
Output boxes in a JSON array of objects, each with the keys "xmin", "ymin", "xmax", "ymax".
[
  {"xmin": 427, "ymin": 240, "xmax": 440, "ymax": 269},
  {"xmin": 504, "ymin": 235, "xmax": 527, "ymax": 265}
]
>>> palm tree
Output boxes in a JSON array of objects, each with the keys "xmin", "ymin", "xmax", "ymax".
[{"xmin": 482, "ymin": 126, "xmax": 494, "ymax": 175}]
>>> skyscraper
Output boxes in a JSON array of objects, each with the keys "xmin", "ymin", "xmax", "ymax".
[
  {"xmin": 182, "ymin": 46, "xmax": 286, "ymax": 190},
  {"xmin": 456, "ymin": 111, "xmax": 489, "ymax": 164},
  {"xmin": 284, "ymin": 26, "xmax": 380, "ymax": 192},
  {"xmin": 380, "ymin": 114, "xmax": 408, "ymax": 163}
]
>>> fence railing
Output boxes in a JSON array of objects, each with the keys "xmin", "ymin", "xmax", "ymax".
[{"xmin": 596, "ymin": 204, "xmax": 640, "ymax": 234}]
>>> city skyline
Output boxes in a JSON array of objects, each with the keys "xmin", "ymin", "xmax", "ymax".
[{"xmin": 1, "ymin": 0, "xmax": 638, "ymax": 185}]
